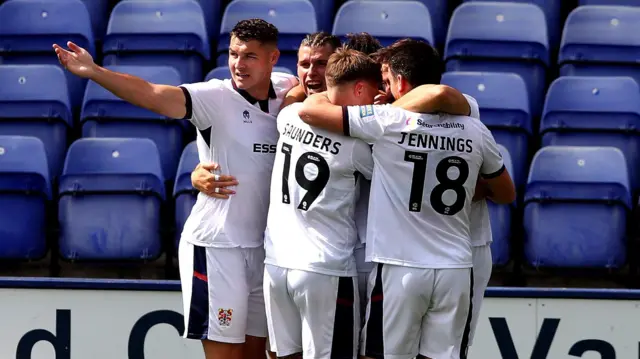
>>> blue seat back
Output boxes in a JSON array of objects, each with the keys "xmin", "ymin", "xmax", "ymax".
[
  {"xmin": 173, "ymin": 141, "xmax": 199, "ymax": 246},
  {"xmin": 441, "ymin": 71, "xmax": 530, "ymax": 188},
  {"xmin": 217, "ymin": 0, "xmax": 317, "ymax": 71},
  {"xmin": 525, "ymin": 146, "xmax": 631, "ymax": 208},
  {"xmin": 445, "ymin": 2, "xmax": 549, "ymax": 118},
  {"xmin": 205, "ymin": 66, "xmax": 293, "ymax": 81},
  {"xmin": 0, "ymin": 0, "xmax": 94, "ymax": 108},
  {"xmin": 0, "ymin": 135, "xmax": 51, "ymax": 259},
  {"xmin": 308, "ymin": 0, "xmax": 335, "ymax": 32},
  {"xmin": 103, "ymin": 0, "xmax": 209, "ymax": 83},
  {"xmin": 80, "ymin": 0, "xmax": 110, "ymax": 41},
  {"xmin": 524, "ymin": 146, "xmax": 630, "ymax": 268},
  {"xmin": 333, "ymin": 0, "xmax": 434, "ymax": 46},
  {"xmin": 60, "ymin": 138, "xmax": 165, "ymax": 199},
  {"xmin": 579, "ymin": 0, "xmax": 640, "ymax": 7},
  {"xmin": 559, "ymin": 6, "xmax": 640, "ymax": 66},
  {"xmin": 0, "ymin": 65, "xmax": 72, "ymax": 178},
  {"xmin": 0, "ymin": 135, "xmax": 51, "ymax": 199},
  {"xmin": 462, "ymin": 0, "xmax": 562, "ymax": 50},
  {"xmin": 540, "ymin": 76, "xmax": 640, "ymax": 192},
  {"xmin": 82, "ymin": 66, "xmax": 182, "ymax": 121},
  {"xmin": 488, "ymin": 144, "xmax": 514, "ymax": 266},
  {"xmin": 81, "ymin": 65, "xmax": 185, "ymax": 181}
]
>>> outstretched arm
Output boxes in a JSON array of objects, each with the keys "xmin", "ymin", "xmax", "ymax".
[
  {"xmin": 53, "ymin": 41, "xmax": 188, "ymax": 119},
  {"xmin": 298, "ymin": 92, "xmax": 346, "ymax": 134},
  {"xmin": 392, "ymin": 85, "xmax": 471, "ymax": 116}
]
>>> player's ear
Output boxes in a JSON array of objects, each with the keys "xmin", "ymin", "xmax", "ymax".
[
  {"xmin": 354, "ymin": 81, "xmax": 364, "ymax": 97},
  {"xmin": 269, "ymin": 48, "xmax": 280, "ymax": 66}
]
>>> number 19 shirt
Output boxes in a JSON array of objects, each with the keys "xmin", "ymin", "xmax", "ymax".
[
  {"xmin": 344, "ymin": 105, "xmax": 504, "ymax": 269},
  {"xmin": 265, "ymin": 103, "xmax": 374, "ymax": 277}
]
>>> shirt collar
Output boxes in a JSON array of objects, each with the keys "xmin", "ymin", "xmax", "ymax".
[{"xmin": 231, "ymin": 80, "xmax": 277, "ymax": 105}]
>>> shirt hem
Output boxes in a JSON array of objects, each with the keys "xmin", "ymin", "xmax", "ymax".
[
  {"xmin": 367, "ymin": 256, "xmax": 473, "ymax": 269},
  {"xmin": 264, "ymin": 259, "xmax": 358, "ymax": 277},
  {"xmin": 184, "ymin": 237, "xmax": 263, "ymax": 249}
]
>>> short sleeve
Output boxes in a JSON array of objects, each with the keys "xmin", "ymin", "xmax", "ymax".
[
  {"xmin": 344, "ymin": 104, "xmax": 405, "ymax": 143},
  {"xmin": 179, "ymin": 79, "xmax": 227, "ymax": 131},
  {"xmin": 480, "ymin": 125, "xmax": 506, "ymax": 178},
  {"xmin": 464, "ymin": 94, "xmax": 480, "ymax": 119},
  {"xmin": 351, "ymin": 139, "xmax": 374, "ymax": 180}
]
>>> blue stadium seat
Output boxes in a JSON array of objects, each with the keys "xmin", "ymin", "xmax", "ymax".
[
  {"xmin": 0, "ymin": 65, "xmax": 73, "ymax": 178},
  {"xmin": 0, "ymin": 0, "xmax": 94, "ymax": 109},
  {"xmin": 173, "ymin": 141, "xmax": 199, "ymax": 247},
  {"xmin": 360, "ymin": 0, "xmax": 448, "ymax": 48},
  {"xmin": 333, "ymin": 0, "xmax": 434, "ymax": 47},
  {"xmin": 580, "ymin": 0, "xmax": 640, "ymax": 5},
  {"xmin": 559, "ymin": 6, "xmax": 640, "ymax": 86},
  {"xmin": 0, "ymin": 136, "xmax": 51, "ymax": 259},
  {"xmin": 462, "ymin": 0, "xmax": 562, "ymax": 50},
  {"xmin": 488, "ymin": 144, "xmax": 514, "ymax": 266},
  {"xmin": 103, "ymin": 0, "xmax": 210, "ymax": 84},
  {"xmin": 81, "ymin": 65, "xmax": 186, "ymax": 181},
  {"xmin": 80, "ymin": 0, "xmax": 110, "ymax": 41},
  {"xmin": 217, "ymin": 0, "xmax": 317, "ymax": 73},
  {"xmin": 524, "ymin": 146, "xmax": 631, "ymax": 268},
  {"xmin": 445, "ymin": 2, "xmax": 549, "ymax": 118},
  {"xmin": 441, "ymin": 72, "xmax": 531, "ymax": 189},
  {"xmin": 204, "ymin": 65, "xmax": 293, "ymax": 81},
  {"xmin": 540, "ymin": 76, "xmax": 640, "ymax": 195},
  {"xmin": 58, "ymin": 138, "xmax": 165, "ymax": 261},
  {"xmin": 308, "ymin": 0, "xmax": 335, "ymax": 32}
]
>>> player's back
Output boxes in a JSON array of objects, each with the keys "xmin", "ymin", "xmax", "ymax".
[
  {"xmin": 354, "ymin": 106, "xmax": 502, "ymax": 269},
  {"xmin": 265, "ymin": 103, "xmax": 373, "ymax": 277}
]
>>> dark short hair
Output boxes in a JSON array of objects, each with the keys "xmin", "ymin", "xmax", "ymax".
[
  {"xmin": 373, "ymin": 38, "xmax": 443, "ymax": 86},
  {"xmin": 325, "ymin": 48, "xmax": 382, "ymax": 87},
  {"xmin": 343, "ymin": 32, "xmax": 382, "ymax": 56},
  {"xmin": 299, "ymin": 31, "xmax": 341, "ymax": 51},
  {"xmin": 230, "ymin": 19, "xmax": 279, "ymax": 46}
]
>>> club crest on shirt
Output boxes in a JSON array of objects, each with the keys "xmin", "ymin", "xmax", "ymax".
[
  {"xmin": 359, "ymin": 105, "xmax": 374, "ymax": 118},
  {"xmin": 242, "ymin": 110, "xmax": 252, "ymax": 123},
  {"xmin": 217, "ymin": 308, "xmax": 233, "ymax": 327}
]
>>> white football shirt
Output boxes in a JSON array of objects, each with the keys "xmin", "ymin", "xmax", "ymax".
[
  {"xmin": 179, "ymin": 72, "xmax": 298, "ymax": 248},
  {"xmin": 265, "ymin": 102, "xmax": 374, "ymax": 276},
  {"xmin": 345, "ymin": 104, "xmax": 504, "ymax": 268},
  {"xmin": 470, "ymin": 200, "xmax": 492, "ymax": 247}
]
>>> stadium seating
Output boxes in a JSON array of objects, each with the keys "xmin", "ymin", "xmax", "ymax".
[
  {"xmin": 205, "ymin": 65, "xmax": 293, "ymax": 81},
  {"xmin": 524, "ymin": 146, "xmax": 631, "ymax": 268},
  {"xmin": 462, "ymin": 0, "xmax": 563, "ymax": 50},
  {"xmin": 488, "ymin": 144, "xmax": 514, "ymax": 266},
  {"xmin": 441, "ymin": 72, "xmax": 531, "ymax": 190},
  {"xmin": 173, "ymin": 141, "xmax": 199, "ymax": 247},
  {"xmin": 80, "ymin": 65, "xmax": 186, "ymax": 181},
  {"xmin": 579, "ymin": 0, "xmax": 640, "ymax": 5},
  {"xmin": 333, "ymin": 0, "xmax": 434, "ymax": 47},
  {"xmin": 217, "ymin": 0, "xmax": 318, "ymax": 73},
  {"xmin": 0, "ymin": 136, "xmax": 51, "ymax": 260},
  {"xmin": 559, "ymin": 6, "xmax": 640, "ymax": 85},
  {"xmin": 445, "ymin": 2, "xmax": 549, "ymax": 118},
  {"xmin": 540, "ymin": 76, "xmax": 640, "ymax": 196},
  {"xmin": 0, "ymin": 65, "xmax": 73, "ymax": 178},
  {"xmin": 0, "ymin": 0, "xmax": 94, "ymax": 109},
  {"xmin": 80, "ymin": 0, "xmax": 110, "ymax": 42},
  {"xmin": 103, "ymin": 0, "xmax": 210, "ymax": 84},
  {"xmin": 58, "ymin": 138, "xmax": 165, "ymax": 261}
]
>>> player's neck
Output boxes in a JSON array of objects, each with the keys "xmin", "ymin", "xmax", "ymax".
[{"xmin": 245, "ymin": 77, "xmax": 272, "ymax": 101}]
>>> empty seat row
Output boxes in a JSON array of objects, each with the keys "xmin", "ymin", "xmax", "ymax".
[{"xmin": 0, "ymin": 135, "xmax": 632, "ymax": 270}]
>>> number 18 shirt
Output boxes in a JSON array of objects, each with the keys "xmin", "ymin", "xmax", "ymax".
[
  {"xmin": 344, "ymin": 105, "xmax": 504, "ymax": 269},
  {"xmin": 265, "ymin": 103, "xmax": 374, "ymax": 277}
]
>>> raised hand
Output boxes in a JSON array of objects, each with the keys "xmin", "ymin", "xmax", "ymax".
[{"xmin": 52, "ymin": 41, "xmax": 97, "ymax": 78}]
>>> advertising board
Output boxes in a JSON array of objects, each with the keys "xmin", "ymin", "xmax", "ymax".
[{"xmin": 1, "ymin": 279, "xmax": 638, "ymax": 359}]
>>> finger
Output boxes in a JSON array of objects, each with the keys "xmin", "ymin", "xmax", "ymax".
[
  {"xmin": 206, "ymin": 192, "xmax": 230, "ymax": 199},
  {"xmin": 213, "ymin": 175, "xmax": 238, "ymax": 184},
  {"xmin": 213, "ymin": 187, "xmax": 236, "ymax": 195},
  {"xmin": 201, "ymin": 162, "xmax": 220, "ymax": 171},
  {"xmin": 208, "ymin": 181, "xmax": 237, "ymax": 190},
  {"xmin": 67, "ymin": 41, "xmax": 82, "ymax": 53}
]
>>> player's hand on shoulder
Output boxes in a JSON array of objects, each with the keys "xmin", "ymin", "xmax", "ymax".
[
  {"xmin": 374, "ymin": 89, "xmax": 393, "ymax": 105},
  {"xmin": 191, "ymin": 162, "xmax": 238, "ymax": 199},
  {"xmin": 53, "ymin": 41, "xmax": 97, "ymax": 79},
  {"xmin": 280, "ymin": 84, "xmax": 307, "ymax": 111}
]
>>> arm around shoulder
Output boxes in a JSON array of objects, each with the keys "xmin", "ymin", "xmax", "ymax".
[{"xmin": 393, "ymin": 85, "xmax": 470, "ymax": 116}]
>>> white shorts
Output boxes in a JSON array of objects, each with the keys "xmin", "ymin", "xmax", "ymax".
[
  {"xmin": 467, "ymin": 244, "xmax": 492, "ymax": 347},
  {"xmin": 355, "ymin": 245, "xmax": 374, "ymax": 321},
  {"xmin": 264, "ymin": 264, "xmax": 360, "ymax": 358},
  {"xmin": 178, "ymin": 240, "xmax": 267, "ymax": 343},
  {"xmin": 361, "ymin": 264, "xmax": 472, "ymax": 359}
]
